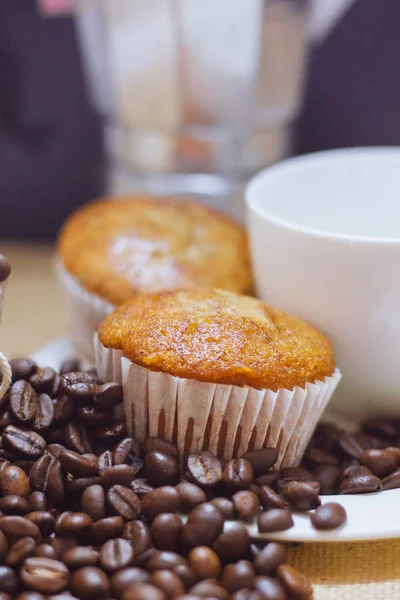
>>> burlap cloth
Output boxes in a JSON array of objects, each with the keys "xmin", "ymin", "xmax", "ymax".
[{"xmin": 2, "ymin": 243, "xmax": 400, "ymax": 600}]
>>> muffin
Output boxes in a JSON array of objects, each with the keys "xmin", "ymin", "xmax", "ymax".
[
  {"xmin": 95, "ymin": 289, "xmax": 341, "ymax": 466},
  {"xmin": 56, "ymin": 196, "xmax": 252, "ymax": 361}
]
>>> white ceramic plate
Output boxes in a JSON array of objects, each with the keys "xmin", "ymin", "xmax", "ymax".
[{"xmin": 32, "ymin": 338, "xmax": 400, "ymax": 543}]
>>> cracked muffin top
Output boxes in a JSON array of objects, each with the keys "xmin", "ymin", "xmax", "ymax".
[
  {"xmin": 57, "ymin": 196, "xmax": 252, "ymax": 306},
  {"xmin": 98, "ymin": 288, "xmax": 335, "ymax": 390}
]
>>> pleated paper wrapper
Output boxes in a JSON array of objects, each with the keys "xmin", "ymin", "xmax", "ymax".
[
  {"xmin": 94, "ymin": 334, "xmax": 341, "ymax": 467},
  {"xmin": 54, "ymin": 258, "xmax": 115, "ymax": 363}
]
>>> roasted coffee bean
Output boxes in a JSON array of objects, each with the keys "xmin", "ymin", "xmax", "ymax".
[
  {"xmin": 88, "ymin": 516, "xmax": 124, "ymax": 545},
  {"xmin": 26, "ymin": 511, "xmax": 56, "ymax": 536},
  {"xmin": 15, "ymin": 593, "xmax": 45, "ymax": 600},
  {"xmin": 172, "ymin": 564, "xmax": 197, "ymax": 589},
  {"xmin": 151, "ymin": 513, "xmax": 182, "ymax": 551},
  {"xmin": 33, "ymin": 394, "xmax": 54, "ymax": 432},
  {"xmin": 339, "ymin": 473, "xmax": 382, "ymax": 494},
  {"xmin": 93, "ymin": 382, "xmax": 123, "ymax": 409},
  {"xmin": 176, "ymin": 482, "xmax": 207, "ymax": 513},
  {"xmin": 340, "ymin": 461, "xmax": 371, "ymax": 479},
  {"xmin": 282, "ymin": 481, "xmax": 321, "ymax": 511},
  {"xmin": 141, "ymin": 486, "xmax": 181, "ymax": 521},
  {"xmin": 59, "ymin": 449, "xmax": 98, "ymax": 477},
  {"xmin": 182, "ymin": 503, "xmax": 224, "ymax": 548},
  {"xmin": 144, "ymin": 451, "xmax": 180, "ymax": 486},
  {"xmin": 232, "ymin": 490, "xmax": 260, "ymax": 522},
  {"xmin": 70, "ymin": 566, "xmax": 110, "ymax": 599},
  {"xmin": 258, "ymin": 486, "xmax": 288, "ymax": 510},
  {"xmin": 111, "ymin": 567, "xmax": 149, "ymax": 597},
  {"xmin": 131, "ymin": 478, "xmax": 154, "ymax": 497},
  {"xmin": 241, "ymin": 449, "xmax": 279, "ymax": 475},
  {"xmin": 6, "ymin": 536, "xmax": 35, "ymax": 567},
  {"xmin": 306, "ymin": 447, "xmax": 339, "ymax": 466},
  {"xmin": 147, "ymin": 550, "xmax": 186, "ymax": 572},
  {"xmin": 100, "ymin": 464, "xmax": 135, "ymax": 488},
  {"xmin": 47, "ymin": 427, "xmax": 66, "ymax": 445},
  {"xmin": 253, "ymin": 576, "xmax": 287, "ymax": 600},
  {"xmin": 81, "ymin": 485, "xmax": 106, "ymax": 521},
  {"xmin": 310, "ymin": 502, "xmax": 347, "ymax": 530},
  {"xmin": 188, "ymin": 546, "xmax": 221, "ymax": 579},
  {"xmin": 189, "ymin": 580, "xmax": 228, "ymax": 599},
  {"xmin": 3, "ymin": 425, "xmax": 46, "ymax": 457},
  {"xmin": 10, "ymin": 358, "xmax": 37, "ymax": 382},
  {"xmin": 361, "ymin": 417, "xmax": 399, "ymax": 440},
  {"xmin": 210, "ymin": 497, "xmax": 235, "ymax": 519},
  {"xmin": 222, "ymin": 459, "xmax": 253, "ymax": 491},
  {"xmin": 95, "ymin": 421, "xmax": 126, "ymax": 443},
  {"xmin": 62, "ymin": 546, "xmax": 99, "ymax": 569},
  {"xmin": 99, "ymin": 538, "xmax": 133, "ymax": 572},
  {"xmin": 143, "ymin": 438, "xmax": 178, "ymax": 459},
  {"xmin": 360, "ymin": 448, "xmax": 399, "ymax": 478},
  {"xmin": 107, "ymin": 485, "xmax": 141, "ymax": 520},
  {"xmin": 187, "ymin": 451, "xmax": 222, "ymax": 488},
  {"xmin": 213, "ymin": 522, "xmax": 250, "ymax": 566},
  {"xmin": 253, "ymin": 542, "xmax": 287, "ymax": 576},
  {"xmin": 46, "ymin": 444, "xmax": 65, "ymax": 459},
  {"xmin": 113, "ymin": 437, "xmax": 141, "ymax": 465},
  {"xmin": 56, "ymin": 512, "xmax": 93, "ymax": 536},
  {"xmin": 122, "ymin": 520, "xmax": 152, "ymax": 556},
  {"xmin": 27, "ymin": 492, "xmax": 47, "ymax": 512},
  {"xmin": 30, "ymin": 455, "xmax": 65, "ymax": 505},
  {"xmin": 221, "ymin": 561, "xmax": 255, "ymax": 593},
  {"xmin": 9, "ymin": 380, "xmax": 37, "ymax": 424},
  {"xmin": 258, "ymin": 509, "xmax": 294, "ymax": 533},
  {"xmin": 277, "ymin": 564, "xmax": 313, "ymax": 599},
  {"xmin": 35, "ymin": 544, "xmax": 58, "ymax": 560},
  {"xmin": 77, "ymin": 405, "xmax": 111, "ymax": 426},
  {"xmin": 30, "ymin": 368, "xmax": 57, "ymax": 395},
  {"xmin": 0, "ymin": 531, "xmax": 7, "ymax": 562},
  {"xmin": 337, "ymin": 432, "xmax": 364, "ymax": 460},
  {"xmin": 121, "ymin": 582, "xmax": 166, "ymax": 600},
  {"xmin": 0, "ymin": 464, "xmax": 29, "ymax": 497},
  {"xmin": 382, "ymin": 468, "xmax": 400, "ymax": 490},
  {"xmin": 60, "ymin": 373, "xmax": 100, "ymax": 400},
  {"xmin": 312, "ymin": 464, "xmax": 341, "ymax": 495},
  {"xmin": 0, "ymin": 565, "xmax": 19, "ymax": 595},
  {"xmin": 67, "ymin": 477, "xmax": 101, "ymax": 498},
  {"xmin": 230, "ymin": 591, "xmax": 265, "ymax": 600},
  {"xmin": 20, "ymin": 557, "xmax": 69, "ymax": 594},
  {"xmin": 149, "ymin": 569, "xmax": 185, "ymax": 597},
  {"xmin": 53, "ymin": 397, "xmax": 75, "ymax": 425},
  {"xmin": 98, "ymin": 450, "xmax": 113, "ymax": 472},
  {"xmin": 64, "ymin": 422, "xmax": 93, "ymax": 455},
  {"xmin": 59, "ymin": 359, "xmax": 81, "ymax": 376},
  {"xmin": 0, "ymin": 515, "xmax": 40, "ymax": 540}
]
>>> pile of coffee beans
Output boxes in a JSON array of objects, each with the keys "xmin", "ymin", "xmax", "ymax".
[{"xmin": 0, "ymin": 358, "xmax": 356, "ymax": 599}]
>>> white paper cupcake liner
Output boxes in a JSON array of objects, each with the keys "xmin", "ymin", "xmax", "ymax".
[
  {"xmin": 94, "ymin": 335, "xmax": 341, "ymax": 467},
  {"xmin": 54, "ymin": 258, "xmax": 115, "ymax": 363}
]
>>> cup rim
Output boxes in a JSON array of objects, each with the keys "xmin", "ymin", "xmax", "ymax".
[{"xmin": 246, "ymin": 146, "xmax": 400, "ymax": 246}]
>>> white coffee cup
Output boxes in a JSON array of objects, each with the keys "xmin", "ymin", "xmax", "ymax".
[{"xmin": 246, "ymin": 147, "xmax": 400, "ymax": 416}]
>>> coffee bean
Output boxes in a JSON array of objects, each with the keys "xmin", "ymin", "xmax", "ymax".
[
  {"xmin": 95, "ymin": 421, "xmax": 126, "ymax": 443},
  {"xmin": 360, "ymin": 448, "xmax": 399, "ymax": 478},
  {"xmin": 0, "ymin": 565, "xmax": 19, "ymax": 595},
  {"xmin": 26, "ymin": 511, "xmax": 56, "ymax": 536},
  {"xmin": 27, "ymin": 492, "xmax": 47, "ymax": 512},
  {"xmin": 282, "ymin": 481, "xmax": 321, "ymax": 511},
  {"xmin": 35, "ymin": 544, "xmax": 58, "ymax": 560},
  {"xmin": 111, "ymin": 567, "xmax": 149, "ymax": 597},
  {"xmin": 149, "ymin": 569, "xmax": 185, "ymax": 597},
  {"xmin": 100, "ymin": 538, "xmax": 133, "ymax": 572},
  {"xmin": 100, "ymin": 464, "xmax": 136, "ymax": 488},
  {"xmin": 176, "ymin": 482, "xmax": 207, "ymax": 513},
  {"xmin": 258, "ymin": 486, "xmax": 288, "ymax": 510},
  {"xmin": 81, "ymin": 485, "xmax": 106, "ymax": 521},
  {"xmin": 210, "ymin": 497, "xmax": 235, "ymax": 519},
  {"xmin": 59, "ymin": 359, "xmax": 81, "ymax": 376},
  {"xmin": 0, "ymin": 465, "xmax": 29, "ymax": 497},
  {"xmin": 146, "ymin": 551, "xmax": 186, "ymax": 572},
  {"xmin": 230, "ymin": 591, "xmax": 265, "ymax": 600},
  {"xmin": 121, "ymin": 582, "xmax": 166, "ymax": 600},
  {"xmin": 112, "ymin": 437, "xmax": 141, "ymax": 465},
  {"xmin": 0, "ymin": 531, "xmax": 7, "ymax": 562},
  {"xmin": 232, "ymin": 490, "xmax": 260, "ymax": 522},
  {"xmin": 3, "ymin": 425, "xmax": 46, "ymax": 458},
  {"xmin": 46, "ymin": 444, "xmax": 65, "ymax": 460},
  {"xmin": 141, "ymin": 487, "xmax": 181, "ymax": 521},
  {"xmin": 56, "ymin": 512, "xmax": 93, "ymax": 537},
  {"xmin": 88, "ymin": 516, "xmax": 124, "ymax": 545},
  {"xmin": 311, "ymin": 502, "xmax": 347, "ymax": 530},
  {"xmin": 254, "ymin": 576, "xmax": 287, "ymax": 600},
  {"xmin": 361, "ymin": 417, "xmax": 399, "ymax": 440},
  {"xmin": 339, "ymin": 473, "xmax": 382, "ymax": 494},
  {"xmin": 222, "ymin": 459, "xmax": 253, "ymax": 491},
  {"xmin": 382, "ymin": 468, "xmax": 400, "ymax": 490},
  {"xmin": 10, "ymin": 381, "xmax": 37, "ymax": 424},
  {"xmin": 10, "ymin": 359, "xmax": 37, "ymax": 382},
  {"xmin": 0, "ymin": 494, "xmax": 29, "ymax": 515},
  {"xmin": 131, "ymin": 478, "xmax": 154, "ymax": 497},
  {"xmin": 258, "ymin": 509, "xmax": 294, "ymax": 533},
  {"xmin": 144, "ymin": 451, "xmax": 180, "ymax": 486},
  {"xmin": 253, "ymin": 542, "xmax": 287, "ymax": 576},
  {"xmin": 241, "ymin": 449, "xmax": 279, "ymax": 475},
  {"xmin": 107, "ymin": 485, "xmax": 141, "ymax": 520},
  {"xmin": 59, "ymin": 450, "xmax": 98, "ymax": 477},
  {"xmin": 122, "ymin": 520, "xmax": 152, "ymax": 556},
  {"xmin": 33, "ymin": 394, "xmax": 54, "ymax": 432},
  {"xmin": 172, "ymin": 564, "xmax": 197, "ymax": 589},
  {"xmin": 53, "ymin": 397, "xmax": 75, "ymax": 425},
  {"xmin": 6, "ymin": 536, "xmax": 35, "ymax": 567},
  {"xmin": 306, "ymin": 447, "xmax": 339, "ymax": 466},
  {"xmin": 62, "ymin": 547, "xmax": 99, "ymax": 569},
  {"xmin": 143, "ymin": 438, "xmax": 178, "ymax": 458},
  {"xmin": 70, "ymin": 566, "xmax": 110, "ymax": 600},
  {"xmin": 77, "ymin": 405, "xmax": 111, "ymax": 427},
  {"xmin": 93, "ymin": 382, "xmax": 123, "ymax": 409},
  {"xmin": 98, "ymin": 450, "xmax": 113, "ymax": 472},
  {"xmin": 0, "ymin": 411, "xmax": 13, "ymax": 432},
  {"xmin": 182, "ymin": 503, "xmax": 224, "ymax": 548},
  {"xmin": 60, "ymin": 373, "xmax": 100, "ymax": 400},
  {"xmin": 151, "ymin": 513, "xmax": 182, "ymax": 551},
  {"xmin": 30, "ymin": 368, "xmax": 57, "ymax": 395},
  {"xmin": 337, "ymin": 433, "xmax": 364, "ymax": 460},
  {"xmin": 20, "ymin": 558, "xmax": 69, "ymax": 594},
  {"xmin": 51, "ymin": 537, "xmax": 78, "ymax": 556},
  {"xmin": 312, "ymin": 464, "xmax": 341, "ymax": 495},
  {"xmin": 0, "ymin": 515, "xmax": 40, "ymax": 541},
  {"xmin": 188, "ymin": 546, "xmax": 221, "ymax": 579},
  {"xmin": 189, "ymin": 580, "xmax": 228, "ymax": 599},
  {"xmin": 213, "ymin": 521, "xmax": 250, "ymax": 563},
  {"xmin": 67, "ymin": 477, "xmax": 101, "ymax": 498},
  {"xmin": 340, "ymin": 462, "xmax": 371, "ymax": 479},
  {"xmin": 16, "ymin": 594, "xmax": 45, "ymax": 600},
  {"xmin": 64, "ymin": 422, "xmax": 93, "ymax": 455},
  {"xmin": 277, "ymin": 564, "xmax": 313, "ymax": 599},
  {"xmin": 30, "ymin": 455, "xmax": 65, "ymax": 505},
  {"xmin": 187, "ymin": 451, "xmax": 222, "ymax": 488},
  {"xmin": 221, "ymin": 560, "xmax": 255, "ymax": 593}
]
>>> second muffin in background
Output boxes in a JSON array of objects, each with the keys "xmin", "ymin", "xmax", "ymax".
[
  {"xmin": 56, "ymin": 196, "xmax": 252, "ymax": 360},
  {"xmin": 95, "ymin": 288, "xmax": 341, "ymax": 467}
]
